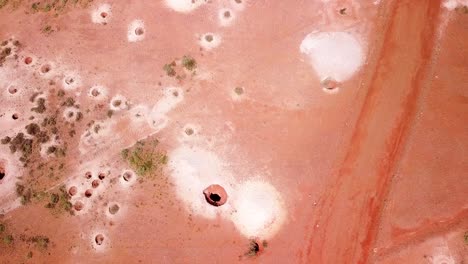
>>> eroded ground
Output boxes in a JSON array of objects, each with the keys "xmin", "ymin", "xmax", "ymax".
[{"xmin": 0, "ymin": 0, "xmax": 467, "ymax": 263}]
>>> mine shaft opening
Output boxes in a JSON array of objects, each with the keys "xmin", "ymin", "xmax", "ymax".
[
  {"xmin": 0, "ymin": 164, "xmax": 5, "ymax": 180},
  {"xmin": 95, "ymin": 234, "xmax": 104, "ymax": 245},
  {"xmin": 209, "ymin": 193, "xmax": 222, "ymax": 202}
]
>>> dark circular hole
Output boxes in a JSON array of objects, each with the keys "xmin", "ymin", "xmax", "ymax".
[
  {"xmin": 135, "ymin": 27, "xmax": 144, "ymax": 36},
  {"xmin": 24, "ymin": 57, "xmax": 33, "ymax": 65},
  {"xmin": 112, "ymin": 100, "xmax": 121, "ymax": 107},
  {"xmin": 122, "ymin": 171, "xmax": 132, "ymax": 182},
  {"xmin": 3, "ymin": 47, "xmax": 11, "ymax": 56},
  {"xmin": 85, "ymin": 171, "xmax": 92, "ymax": 179},
  {"xmin": 247, "ymin": 239, "xmax": 263, "ymax": 256},
  {"xmin": 95, "ymin": 234, "xmax": 104, "ymax": 245},
  {"xmin": 74, "ymin": 201, "xmax": 84, "ymax": 211},
  {"xmin": 98, "ymin": 172, "xmax": 106, "ymax": 180},
  {"xmin": 40, "ymin": 64, "xmax": 51, "ymax": 74},
  {"xmin": 172, "ymin": 91, "xmax": 179, "ymax": 97},
  {"xmin": 185, "ymin": 127, "xmax": 194, "ymax": 136},
  {"xmin": 204, "ymin": 34, "xmax": 213, "ymax": 42},
  {"xmin": 100, "ymin": 12, "xmax": 108, "ymax": 18},
  {"xmin": 85, "ymin": 189, "xmax": 93, "ymax": 198},
  {"xmin": 8, "ymin": 86, "xmax": 17, "ymax": 94},
  {"xmin": 0, "ymin": 166, "xmax": 5, "ymax": 180},
  {"xmin": 91, "ymin": 88, "xmax": 100, "ymax": 97},
  {"xmin": 92, "ymin": 179, "xmax": 100, "ymax": 188},
  {"xmin": 209, "ymin": 193, "xmax": 221, "ymax": 202},
  {"xmin": 224, "ymin": 11, "xmax": 231, "ymax": 18},
  {"xmin": 12, "ymin": 113, "xmax": 19, "ymax": 120},
  {"xmin": 67, "ymin": 111, "xmax": 74, "ymax": 118},
  {"xmin": 108, "ymin": 204, "xmax": 120, "ymax": 215},
  {"xmin": 234, "ymin": 86, "xmax": 244, "ymax": 95},
  {"xmin": 68, "ymin": 186, "xmax": 77, "ymax": 196}
]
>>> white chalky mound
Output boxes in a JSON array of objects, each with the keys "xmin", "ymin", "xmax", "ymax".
[
  {"xmin": 300, "ymin": 31, "xmax": 364, "ymax": 82},
  {"xmin": 164, "ymin": 0, "xmax": 206, "ymax": 13},
  {"xmin": 231, "ymin": 180, "xmax": 285, "ymax": 239}
]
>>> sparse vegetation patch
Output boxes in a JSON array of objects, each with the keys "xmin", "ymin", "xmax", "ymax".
[
  {"xmin": 121, "ymin": 139, "xmax": 168, "ymax": 178},
  {"xmin": 163, "ymin": 55, "xmax": 197, "ymax": 79}
]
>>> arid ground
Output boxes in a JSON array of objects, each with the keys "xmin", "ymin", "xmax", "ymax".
[{"xmin": 0, "ymin": 0, "xmax": 467, "ymax": 263}]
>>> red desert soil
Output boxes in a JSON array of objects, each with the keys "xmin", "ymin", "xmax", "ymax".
[{"xmin": 0, "ymin": 0, "xmax": 467, "ymax": 263}]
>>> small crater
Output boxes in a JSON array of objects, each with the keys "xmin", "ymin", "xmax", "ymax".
[
  {"xmin": 8, "ymin": 85, "xmax": 17, "ymax": 94},
  {"xmin": 200, "ymin": 33, "xmax": 221, "ymax": 50},
  {"xmin": 95, "ymin": 234, "xmax": 104, "ymax": 245},
  {"xmin": 218, "ymin": 9, "xmax": 235, "ymax": 26},
  {"xmin": 85, "ymin": 171, "xmax": 92, "ymax": 179},
  {"xmin": 100, "ymin": 12, "xmax": 108, "ymax": 18},
  {"xmin": 112, "ymin": 100, "xmax": 121, "ymax": 107},
  {"xmin": 128, "ymin": 20, "xmax": 145, "ymax": 42},
  {"xmin": 204, "ymin": 34, "xmax": 213, "ymax": 42},
  {"xmin": 321, "ymin": 77, "xmax": 339, "ymax": 92},
  {"xmin": 244, "ymin": 238, "xmax": 266, "ymax": 257},
  {"xmin": 24, "ymin": 57, "xmax": 33, "ymax": 65},
  {"xmin": 64, "ymin": 77, "xmax": 75, "ymax": 85},
  {"xmin": 234, "ymin": 86, "xmax": 244, "ymax": 95},
  {"xmin": 185, "ymin": 127, "xmax": 194, "ymax": 136},
  {"xmin": 74, "ymin": 201, "xmax": 84, "ymax": 211},
  {"xmin": 40, "ymin": 64, "xmax": 51, "ymax": 74},
  {"xmin": 12, "ymin": 113, "xmax": 19, "ymax": 120},
  {"xmin": 68, "ymin": 186, "xmax": 77, "ymax": 196},
  {"xmin": 135, "ymin": 27, "xmax": 144, "ymax": 36},
  {"xmin": 122, "ymin": 171, "xmax": 133, "ymax": 182},
  {"xmin": 98, "ymin": 172, "xmax": 106, "ymax": 180},
  {"xmin": 92, "ymin": 180, "xmax": 100, "ymax": 188},
  {"xmin": 85, "ymin": 189, "xmax": 93, "ymax": 198},
  {"xmin": 91, "ymin": 88, "xmax": 100, "ymax": 97},
  {"xmin": 203, "ymin": 184, "xmax": 228, "ymax": 206},
  {"xmin": 108, "ymin": 203, "xmax": 120, "ymax": 215},
  {"xmin": 110, "ymin": 95, "xmax": 128, "ymax": 111}
]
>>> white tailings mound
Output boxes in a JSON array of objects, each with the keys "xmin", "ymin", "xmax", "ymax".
[
  {"xmin": 164, "ymin": 0, "xmax": 206, "ymax": 13},
  {"xmin": 231, "ymin": 180, "xmax": 285, "ymax": 239},
  {"xmin": 300, "ymin": 31, "xmax": 364, "ymax": 82},
  {"xmin": 91, "ymin": 4, "xmax": 111, "ymax": 25},
  {"xmin": 168, "ymin": 145, "xmax": 286, "ymax": 239}
]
